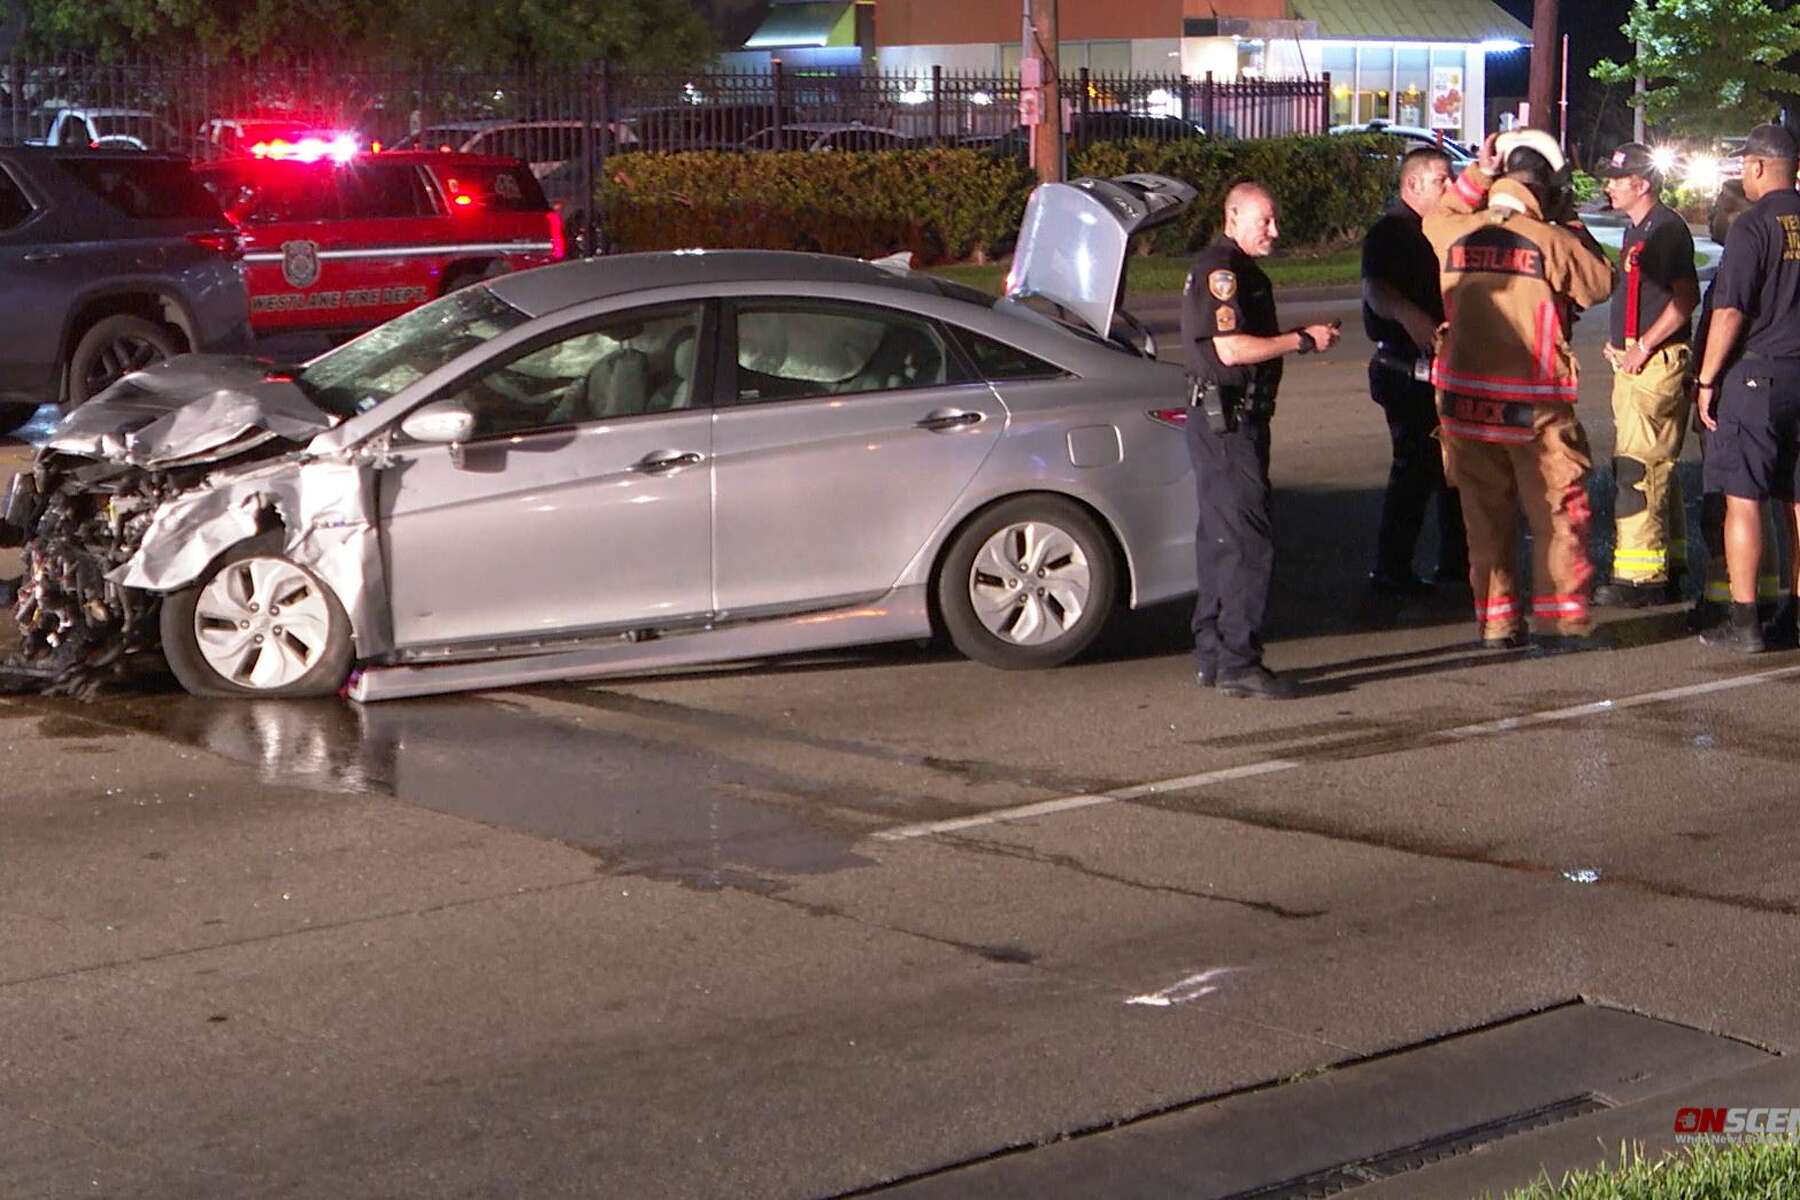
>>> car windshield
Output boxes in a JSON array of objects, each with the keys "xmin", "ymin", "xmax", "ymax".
[{"xmin": 296, "ymin": 287, "xmax": 530, "ymax": 417}]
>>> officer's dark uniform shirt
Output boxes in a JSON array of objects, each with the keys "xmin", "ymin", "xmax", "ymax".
[
  {"xmin": 1361, "ymin": 204, "xmax": 1444, "ymax": 349},
  {"xmin": 1182, "ymin": 237, "xmax": 1282, "ymax": 392},
  {"xmin": 1610, "ymin": 200, "xmax": 1697, "ymax": 348},
  {"xmin": 1712, "ymin": 188, "xmax": 1800, "ymax": 360}
]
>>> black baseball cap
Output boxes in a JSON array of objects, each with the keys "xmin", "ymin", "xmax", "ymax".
[
  {"xmin": 1594, "ymin": 142, "xmax": 1658, "ymax": 178},
  {"xmin": 1742, "ymin": 122, "xmax": 1799, "ymax": 162}
]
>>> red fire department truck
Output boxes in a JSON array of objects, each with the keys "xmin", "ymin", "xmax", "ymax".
[{"xmin": 195, "ymin": 138, "xmax": 565, "ymax": 336}]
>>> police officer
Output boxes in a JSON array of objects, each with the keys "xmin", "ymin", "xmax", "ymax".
[
  {"xmin": 1593, "ymin": 141, "xmax": 1699, "ymax": 607},
  {"xmin": 1183, "ymin": 182, "xmax": 1341, "ymax": 699},
  {"xmin": 1362, "ymin": 145, "xmax": 1467, "ymax": 596},
  {"xmin": 1695, "ymin": 123, "xmax": 1800, "ymax": 652}
]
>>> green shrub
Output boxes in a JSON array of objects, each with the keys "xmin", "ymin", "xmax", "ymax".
[
  {"xmin": 1571, "ymin": 169, "xmax": 1601, "ymax": 204},
  {"xmin": 599, "ymin": 134, "xmax": 1399, "ymax": 262}
]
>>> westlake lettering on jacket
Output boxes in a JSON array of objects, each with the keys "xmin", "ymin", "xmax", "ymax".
[{"xmin": 1445, "ymin": 229, "xmax": 1547, "ymax": 279}]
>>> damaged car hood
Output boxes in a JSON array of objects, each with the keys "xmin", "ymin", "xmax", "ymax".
[{"xmin": 46, "ymin": 356, "xmax": 338, "ymax": 467}]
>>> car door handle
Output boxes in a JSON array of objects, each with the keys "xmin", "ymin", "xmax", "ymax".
[
  {"xmin": 631, "ymin": 450, "xmax": 705, "ymax": 474},
  {"xmin": 915, "ymin": 409, "xmax": 984, "ymax": 431},
  {"xmin": 22, "ymin": 251, "xmax": 63, "ymax": 264}
]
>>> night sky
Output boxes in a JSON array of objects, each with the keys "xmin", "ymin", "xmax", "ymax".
[{"xmin": 1489, "ymin": 0, "xmax": 1634, "ymax": 95}]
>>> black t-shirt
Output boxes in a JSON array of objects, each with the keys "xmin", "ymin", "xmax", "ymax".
[
  {"xmin": 1712, "ymin": 188, "xmax": 1800, "ymax": 361},
  {"xmin": 1361, "ymin": 204, "xmax": 1443, "ymax": 351},
  {"xmin": 1181, "ymin": 237, "xmax": 1282, "ymax": 390},
  {"xmin": 1610, "ymin": 201, "xmax": 1696, "ymax": 348}
]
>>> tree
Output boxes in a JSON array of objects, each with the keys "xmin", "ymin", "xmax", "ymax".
[
  {"xmin": 19, "ymin": 0, "xmax": 716, "ymax": 69},
  {"xmin": 1592, "ymin": 0, "xmax": 1800, "ymax": 138}
]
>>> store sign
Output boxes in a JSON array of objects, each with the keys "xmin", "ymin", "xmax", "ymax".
[{"xmin": 1430, "ymin": 67, "xmax": 1464, "ymax": 130}]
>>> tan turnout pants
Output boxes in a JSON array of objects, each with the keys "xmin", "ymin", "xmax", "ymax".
[{"xmin": 1609, "ymin": 342, "xmax": 1690, "ymax": 584}]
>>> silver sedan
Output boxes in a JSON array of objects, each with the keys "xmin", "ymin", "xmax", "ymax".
[{"xmin": 8, "ymin": 174, "xmax": 1202, "ymax": 701}]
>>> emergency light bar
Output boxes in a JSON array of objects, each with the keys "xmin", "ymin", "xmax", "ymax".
[{"xmin": 250, "ymin": 134, "xmax": 359, "ymax": 164}]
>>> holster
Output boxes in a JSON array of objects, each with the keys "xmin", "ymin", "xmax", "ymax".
[{"xmin": 1188, "ymin": 377, "xmax": 1276, "ymax": 434}]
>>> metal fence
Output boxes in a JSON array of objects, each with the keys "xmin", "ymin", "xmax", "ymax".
[{"xmin": 0, "ymin": 54, "xmax": 1331, "ymax": 157}]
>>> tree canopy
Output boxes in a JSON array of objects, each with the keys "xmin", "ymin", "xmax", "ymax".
[
  {"xmin": 19, "ymin": 0, "xmax": 717, "ymax": 69},
  {"xmin": 1592, "ymin": 0, "xmax": 1800, "ymax": 138}
]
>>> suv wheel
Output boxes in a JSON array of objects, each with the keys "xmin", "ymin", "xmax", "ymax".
[{"xmin": 68, "ymin": 315, "xmax": 179, "ymax": 407}]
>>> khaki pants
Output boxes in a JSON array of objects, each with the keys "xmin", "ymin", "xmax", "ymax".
[
  {"xmin": 1609, "ymin": 342, "xmax": 1690, "ymax": 583},
  {"xmin": 1443, "ymin": 406, "xmax": 1596, "ymax": 638}
]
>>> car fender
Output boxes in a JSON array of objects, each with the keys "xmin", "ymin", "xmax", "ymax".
[
  {"xmin": 59, "ymin": 278, "xmax": 202, "ymax": 362},
  {"xmin": 114, "ymin": 455, "xmax": 394, "ymax": 659}
]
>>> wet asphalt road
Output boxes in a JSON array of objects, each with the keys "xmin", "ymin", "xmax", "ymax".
[{"xmin": 7, "ymin": 289, "xmax": 1800, "ymax": 1198}]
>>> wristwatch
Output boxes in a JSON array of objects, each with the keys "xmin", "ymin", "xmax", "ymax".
[{"xmin": 1295, "ymin": 329, "xmax": 1318, "ymax": 355}]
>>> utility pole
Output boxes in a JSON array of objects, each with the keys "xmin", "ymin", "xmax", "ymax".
[
  {"xmin": 1528, "ymin": 0, "xmax": 1558, "ymax": 135},
  {"xmin": 1022, "ymin": 0, "xmax": 1062, "ymax": 183}
]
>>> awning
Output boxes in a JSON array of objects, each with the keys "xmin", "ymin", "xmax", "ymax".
[
  {"xmin": 1288, "ymin": 0, "xmax": 1531, "ymax": 43},
  {"xmin": 743, "ymin": 1, "xmax": 857, "ymax": 50}
]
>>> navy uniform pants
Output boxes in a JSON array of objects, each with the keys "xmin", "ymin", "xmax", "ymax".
[
  {"xmin": 1371, "ymin": 363, "xmax": 1467, "ymax": 581},
  {"xmin": 1187, "ymin": 409, "xmax": 1273, "ymax": 674}
]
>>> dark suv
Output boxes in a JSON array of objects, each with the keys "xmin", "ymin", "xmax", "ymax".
[{"xmin": 0, "ymin": 147, "xmax": 251, "ymax": 433}]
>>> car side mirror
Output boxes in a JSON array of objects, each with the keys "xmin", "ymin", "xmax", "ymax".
[{"xmin": 402, "ymin": 398, "xmax": 476, "ymax": 467}]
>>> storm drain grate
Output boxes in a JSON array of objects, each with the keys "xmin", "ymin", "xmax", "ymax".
[{"xmin": 1219, "ymin": 1093, "xmax": 1613, "ymax": 1200}]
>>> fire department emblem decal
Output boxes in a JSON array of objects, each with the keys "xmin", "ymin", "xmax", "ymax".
[
  {"xmin": 1208, "ymin": 270, "xmax": 1237, "ymax": 301},
  {"xmin": 281, "ymin": 239, "xmax": 321, "ymax": 289}
]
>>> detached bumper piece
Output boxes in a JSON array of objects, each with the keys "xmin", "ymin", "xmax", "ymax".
[{"xmin": 5, "ymin": 459, "xmax": 171, "ymax": 698}]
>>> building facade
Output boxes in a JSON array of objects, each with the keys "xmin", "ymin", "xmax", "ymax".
[{"xmin": 736, "ymin": 0, "xmax": 1530, "ymax": 146}]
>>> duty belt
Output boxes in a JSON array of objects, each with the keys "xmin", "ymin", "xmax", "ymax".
[
  {"xmin": 1373, "ymin": 345, "xmax": 1434, "ymax": 382},
  {"xmin": 1187, "ymin": 375, "xmax": 1276, "ymax": 433}
]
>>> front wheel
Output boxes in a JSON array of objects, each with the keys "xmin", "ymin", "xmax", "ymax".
[
  {"xmin": 160, "ymin": 535, "xmax": 355, "ymax": 699},
  {"xmin": 67, "ymin": 315, "xmax": 180, "ymax": 407},
  {"xmin": 936, "ymin": 496, "xmax": 1118, "ymax": 669}
]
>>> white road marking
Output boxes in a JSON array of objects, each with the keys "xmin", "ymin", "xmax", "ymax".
[
  {"xmin": 872, "ymin": 664, "xmax": 1800, "ymax": 843},
  {"xmin": 1126, "ymin": 967, "xmax": 1238, "ymax": 1007}
]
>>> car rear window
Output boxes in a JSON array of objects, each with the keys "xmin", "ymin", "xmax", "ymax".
[
  {"xmin": 432, "ymin": 163, "xmax": 549, "ymax": 212},
  {"xmin": 59, "ymin": 158, "xmax": 222, "ymax": 220}
]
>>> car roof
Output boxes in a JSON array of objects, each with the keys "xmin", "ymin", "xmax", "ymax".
[
  {"xmin": 487, "ymin": 250, "xmax": 943, "ymax": 318},
  {"xmin": 0, "ymin": 144, "xmax": 189, "ymax": 162},
  {"xmin": 194, "ymin": 151, "xmax": 527, "ymax": 170}
]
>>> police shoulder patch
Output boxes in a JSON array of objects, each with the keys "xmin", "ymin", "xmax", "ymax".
[
  {"xmin": 1209, "ymin": 270, "xmax": 1238, "ymax": 301},
  {"xmin": 1215, "ymin": 304, "xmax": 1237, "ymax": 332}
]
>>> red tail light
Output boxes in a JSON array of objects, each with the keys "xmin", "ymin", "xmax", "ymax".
[
  {"xmin": 548, "ymin": 209, "xmax": 568, "ymax": 260},
  {"xmin": 1147, "ymin": 407, "xmax": 1188, "ymax": 429},
  {"xmin": 188, "ymin": 230, "xmax": 242, "ymax": 260}
]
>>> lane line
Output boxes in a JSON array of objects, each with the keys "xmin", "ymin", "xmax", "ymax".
[{"xmin": 872, "ymin": 664, "xmax": 1800, "ymax": 843}]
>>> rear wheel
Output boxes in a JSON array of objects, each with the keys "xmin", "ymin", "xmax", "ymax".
[
  {"xmin": 936, "ymin": 496, "xmax": 1118, "ymax": 670},
  {"xmin": 160, "ymin": 534, "xmax": 355, "ymax": 699},
  {"xmin": 443, "ymin": 259, "xmax": 510, "ymax": 295},
  {"xmin": 67, "ymin": 314, "xmax": 180, "ymax": 407}
]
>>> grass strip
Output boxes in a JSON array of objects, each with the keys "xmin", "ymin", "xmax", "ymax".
[{"xmin": 1497, "ymin": 1139, "xmax": 1800, "ymax": 1199}]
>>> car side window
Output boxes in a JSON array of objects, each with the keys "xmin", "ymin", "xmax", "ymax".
[
  {"xmin": 61, "ymin": 115, "xmax": 93, "ymax": 146},
  {"xmin": 732, "ymin": 302, "xmax": 964, "ymax": 404},
  {"xmin": 441, "ymin": 303, "xmax": 705, "ymax": 438},
  {"xmin": 339, "ymin": 164, "xmax": 430, "ymax": 219},
  {"xmin": 0, "ymin": 168, "xmax": 34, "ymax": 231},
  {"xmin": 950, "ymin": 327, "xmax": 1064, "ymax": 381}
]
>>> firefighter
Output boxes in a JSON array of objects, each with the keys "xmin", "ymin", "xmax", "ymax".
[
  {"xmin": 1592, "ymin": 142, "xmax": 1699, "ymax": 608},
  {"xmin": 1362, "ymin": 145, "xmax": 1467, "ymax": 596},
  {"xmin": 1695, "ymin": 123, "xmax": 1800, "ymax": 652},
  {"xmin": 1183, "ymin": 181, "xmax": 1341, "ymax": 699},
  {"xmin": 1422, "ymin": 130, "xmax": 1616, "ymax": 648}
]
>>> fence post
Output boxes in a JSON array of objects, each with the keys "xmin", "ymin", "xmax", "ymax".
[
  {"xmin": 1203, "ymin": 71, "xmax": 1215, "ymax": 137},
  {"xmin": 1077, "ymin": 66, "xmax": 1089, "ymax": 150},
  {"xmin": 932, "ymin": 64, "xmax": 943, "ymax": 146},
  {"xmin": 771, "ymin": 57, "xmax": 785, "ymax": 151},
  {"xmin": 1178, "ymin": 73, "xmax": 1191, "ymax": 127},
  {"xmin": 579, "ymin": 61, "xmax": 597, "ymax": 258},
  {"xmin": 1319, "ymin": 72, "xmax": 1330, "ymax": 135}
]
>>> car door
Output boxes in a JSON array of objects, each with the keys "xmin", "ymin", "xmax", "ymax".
[
  {"xmin": 226, "ymin": 161, "xmax": 344, "ymax": 333},
  {"xmin": 0, "ymin": 160, "xmax": 62, "ymax": 400},
  {"xmin": 331, "ymin": 161, "xmax": 438, "ymax": 326},
  {"xmin": 709, "ymin": 298, "xmax": 1005, "ymax": 616},
  {"xmin": 379, "ymin": 301, "xmax": 714, "ymax": 650}
]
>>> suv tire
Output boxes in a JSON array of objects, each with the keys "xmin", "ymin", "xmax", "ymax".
[{"xmin": 68, "ymin": 314, "xmax": 180, "ymax": 407}]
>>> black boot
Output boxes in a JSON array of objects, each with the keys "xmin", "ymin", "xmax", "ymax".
[{"xmin": 1700, "ymin": 602, "xmax": 1766, "ymax": 653}]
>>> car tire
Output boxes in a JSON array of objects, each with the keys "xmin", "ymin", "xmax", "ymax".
[
  {"xmin": 160, "ymin": 533, "xmax": 355, "ymax": 699},
  {"xmin": 443, "ymin": 260, "xmax": 510, "ymax": 295},
  {"xmin": 67, "ymin": 314, "xmax": 180, "ymax": 407},
  {"xmin": 936, "ymin": 495, "xmax": 1118, "ymax": 670},
  {"xmin": 0, "ymin": 403, "xmax": 38, "ymax": 437}
]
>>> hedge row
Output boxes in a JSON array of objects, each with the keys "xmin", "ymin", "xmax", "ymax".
[{"xmin": 598, "ymin": 134, "xmax": 1402, "ymax": 263}]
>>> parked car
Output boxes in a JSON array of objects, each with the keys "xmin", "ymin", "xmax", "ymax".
[
  {"xmin": 1331, "ymin": 120, "xmax": 1475, "ymax": 174},
  {"xmin": 390, "ymin": 120, "xmax": 638, "ymax": 177},
  {"xmin": 741, "ymin": 122, "xmax": 918, "ymax": 152},
  {"xmin": 194, "ymin": 148, "xmax": 564, "ymax": 337},
  {"xmin": 973, "ymin": 112, "xmax": 1207, "ymax": 157},
  {"xmin": 627, "ymin": 104, "xmax": 797, "ymax": 153},
  {"xmin": 5, "ymin": 173, "xmax": 1201, "ymax": 701},
  {"xmin": 38, "ymin": 107, "xmax": 183, "ymax": 151},
  {"xmin": 0, "ymin": 146, "xmax": 249, "ymax": 433}
]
